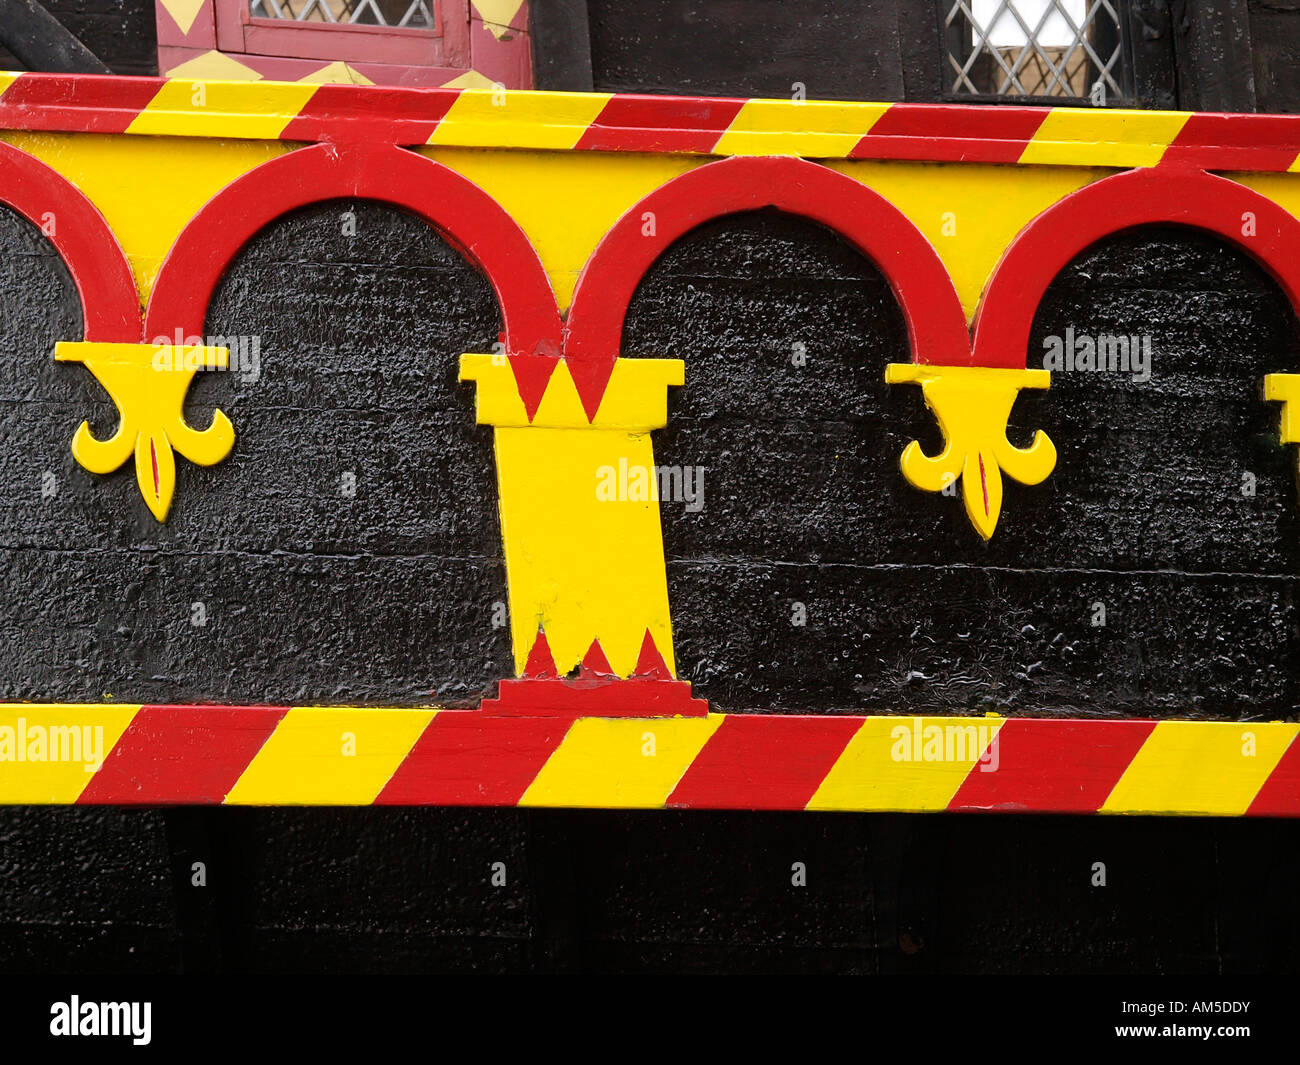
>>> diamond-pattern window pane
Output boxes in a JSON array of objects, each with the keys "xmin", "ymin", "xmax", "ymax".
[
  {"xmin": 249, "ymin": 0, "xmax": 433, "ymax": 28},
  {"xmin": 944, "ymin": 0, "xmax": 1127, "ymax": 102}
]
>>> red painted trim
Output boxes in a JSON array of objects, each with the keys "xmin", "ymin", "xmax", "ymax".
[
  {"xmin": 482, "ymin": 676, "xmax": 710, "ymax": 717},
  {"xmin": 239, "ymin": 20, "xmax": 443, "ymax": 67},
  {"xmin": 575, "ymin": 95, "xmax": 747, "ymax": 154},
  {"xmin": 5, "ymin": 74, "xmax": 1300, "ymax": 167},
  {"xmin": 946, "ymin": 719, "xmax": 1156, "ymax": 813},
  {"xmin": 213, "ymin": 0, "xmax": 241, "ymax": 51},
  {"xmin": 467, "ymin": 9, "xmax": 531, "ymax": 89},
  {"xmin": 563, "ymin": 155, "xmax": 971, "ymax": 418},
  {"xmin": 13, "ymin": 703, "xmax": 1299, "ymax": 815},
  {"xmin": 144, "ymin": 142, "xmax": 561, "ymax": 362},
  {"xmin": 853, "ymin": 103, "xmax": 1049, "ymax": 164},
  {"xmin": 212, "ymin": 0, "xmax": 470, "ymax": 75},
  {"xmin": 376, "ymin": 712, "xmax": 571, "ymax": 804},
  {"xmin": 155, "ymin": 0, "xmax": 216, "ymax": 49},
  {"xmin": 972, "ymin": 168, "xmax": 1300, "ymax": 369},
  {"xmin": 667, "ymin": 715, "xmax": 863, "ymax": 810},
  {"xmin": 1247, "ymin": 731, "xmax": 1300, "ymax": 816},
  {"xmin": 161, "ymin": 49, "xmax": 476, "ymax": 87},
  {"xmin": 280, "ymin": 83, "xmax": 461, "ymax": 142},
  {"xmin": 1161, "ymin": 113, "xmax": 1300, "ymax": 172},
  {"xmin": 0, "ymin": 74, "xmax": 171, "ymax": 136},
  {"xmin": 0, "ymin": 140, "xmax": 140, "ymax": 342},
  {"xmin": 0, "ymin": 73, "xmax": 161, "ymax": 135},
  {"xmin": 483, "ymin": 632, "xmax": 708, "ymax": 717},
  {"xmin": 78, "ymin": 705, "xmax": 287, "ymax": 804}
]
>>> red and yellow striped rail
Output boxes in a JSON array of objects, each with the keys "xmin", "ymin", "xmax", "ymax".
[
  {"xmin": 2, "ymin": 71, "xmax": 1300, "ymax": 170},
  {"xmin": 2, "ymin": 704, "xmax": 1298, "ymax": 815}
]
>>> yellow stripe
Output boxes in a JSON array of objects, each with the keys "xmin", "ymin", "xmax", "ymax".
[
  {"xmin": 1018, "ymin": 107, "xmax": 1191, "ymax": 168},
  {"xmin": 713, "ymin": 99, "xmax": 889, "ymax": 157},
  {"xmin": 224, "ymin": 707, "xmax": 434, "ymax": 805},
  {"xmin": 0, "ymin": 705, "xmax": 138, "ymax": 803},
  {"xmin": 127, "ymin": 79, "xmax": 318, "ymax": 140},
  {"xmin": 806, "ymin": 716, "xmax": 1002, "ymax": 811},
  {"xmin": 1, "ymin": 131, "xmax": 288, "ymax": 304},
  {"xmin": 1102, "ymin": 721, "xmax": 1298, "ymax": 815},
  {"xmin": 0, "ymin": 73, "xmax": 19, "ymax": 101},
  {"xmin": 491, "ymin": 427, "xmax": 677, "ymax": 676},
  {"xmin": 428, "ymin": 89, "xmax": 612, "ymax": 150},
  {"xmin": 520, "ymin": 716, "xmax": 723, "ymax": 808},
  {"xmin": 461, "ymin": 358, "xmax": 681, "ymax": 678},
  {"xmin": 460, "ymin": 354, "xmax": 683, "ymax": 429}
]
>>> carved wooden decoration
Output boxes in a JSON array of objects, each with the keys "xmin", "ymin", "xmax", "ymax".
[{"xmin": 1, "ymin": 73, "xmax": 1300, "ymax": 814}]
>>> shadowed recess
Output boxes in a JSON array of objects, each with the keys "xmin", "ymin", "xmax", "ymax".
[
  {"xmin": 193, "ymin": 198, "xmax": 511, "ymax": 706},
  {"xmin": 0, "ymin": 198, "xmax": 511, "ymax": 705},
  {"xmin": 625, "ymin": 213, "xmax": 1300, "ymax": 719},
  {"xmin": 0, "ymin": 202, "xmax": 128, "ymax": 702}
]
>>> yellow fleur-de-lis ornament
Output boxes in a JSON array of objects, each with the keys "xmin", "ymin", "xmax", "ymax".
[
  {"xmin": 1265, "ymin": 373, "xmax": 1300, "ymax": 487},
  {"xmin": 54, "ymin": 341, "xmax": 236, "ymax": 521},
  {"xmin": 886, "ymin": 363, "xmax": 1057, "ymax": 539}
]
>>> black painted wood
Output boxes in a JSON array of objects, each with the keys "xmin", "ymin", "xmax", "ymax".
[
  {"xmin": 1174, "ymin": 0, "xmax": 1258, "ymax": 111},
  {"xmin": 1126, "ymin": 0, "xmax": 1179, "ymax": 110},
  {"xmin": 624, "ymin": 213, "xmax": 1300, "ymax": 719},
  {"xmin": 529, "ymin": 0, "xmax": 594, "ymax": 92},
  {"xmin": 0, "ymin": 200, "xmax": 511, "ymax": 707},
  {"xmin": 2, "ymin": 156, "xmax": 1300, "ymax": 979},
  {"xmin": 1247, "ymin": 0, "xmax": 1300, "ymax": 114},
  {"xmin": 0, "ymin": 0, "xmax": 156, "ymax": 76},
  {"xmin": 898, "ymin": 0, "xmax": 945, "ymax": 103},
  {"xmin": 4, "ymin": 806, "xmax": 1298, "ymax": 973},
  {"xmin": 0, "ymin": 0, "xmax": 111, "ymax": 73},
  {"xmin": 585, "ymin": 0, "xmax": 907, "ymax": 101}
]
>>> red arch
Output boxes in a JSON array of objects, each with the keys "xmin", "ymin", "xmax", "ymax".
[
  {"xmin": 0, "ymin": 140, "xmax": 139, "ymax": 341},
  {"xmin": 973, "ymin": 167, "xmax": 1300, "ymax": 368},
  {"xmin": 562, "ymin": 155, "xmax": 973, "ymax": 419},
  {"xmin": 145, "ymin": 142, "xmax": 561, "ymax": 356}
]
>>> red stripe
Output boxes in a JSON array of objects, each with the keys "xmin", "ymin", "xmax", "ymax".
[
  {"xmin": 1247, "ymin": 731, "xmax": 1300, "ymax": 816},
  {"xmin": 0, "ymin": 140, "xmax": 141, "ymax": 341},
  {"xmin": 0, "ymin": 73, "xmax": 162, "ymax": 135},
  {"xmin": 667, "ymin": 715, "xmax": 862, "ymax": 810},
  {"xmin": 375, "ymin": 712, "xmax": 572, "ymax": 805},
  {"xmin": 77, "ymin": 705, "xmax": 287, "ymax": 804},
  {"xmin": 1162, "ymin": 114, "xmax": 1300, "ymax": 172},
  {"xmin": 853, "ymin": 103, "xmax": 1048, "ymax": 163},
  {"xmin": 0, "ymin": 73, "xmax": 1291, "ymax": 175},
  {"xmin": 947, "ymin": 718, "xmax": 1155, "ymax": 813},
  {"xmin": 280, "ymin": 85, "xmax": 461, "ymax": 144},
  {"xmin": 576, "ymin": 95, "xmax": 746, "ymax": 153}
]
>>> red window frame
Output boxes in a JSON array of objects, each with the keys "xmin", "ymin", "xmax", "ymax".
[{"xmin": 213, "ymin": 0, "xmax": 472, "ymax": 69}]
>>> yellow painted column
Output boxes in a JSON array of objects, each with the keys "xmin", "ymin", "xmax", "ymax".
[{"xmin": 460, "ymin": 355, "xmax": 684, "ymax": 678}]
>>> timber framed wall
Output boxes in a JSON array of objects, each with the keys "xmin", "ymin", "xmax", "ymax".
[{"xmin": 2, "ymin": 74, "xmax": 1300, "ymax": 814}]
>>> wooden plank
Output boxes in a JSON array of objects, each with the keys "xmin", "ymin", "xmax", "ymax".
[
  {"xmin": 1173, "ymin": 0, "xmax": 1257, "ymax": 111},
  {"xmin": 0, "ymin": 0, "xmax": 112, "ymax": 73},
  {"xmin": 529, "ymin": 0, "xmax": 593, "ymax": 92}
]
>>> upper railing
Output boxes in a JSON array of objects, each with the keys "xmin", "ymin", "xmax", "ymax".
[{"xmin": 1, "ymin": 72, "xmax": 1300, "ymax": 165}]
